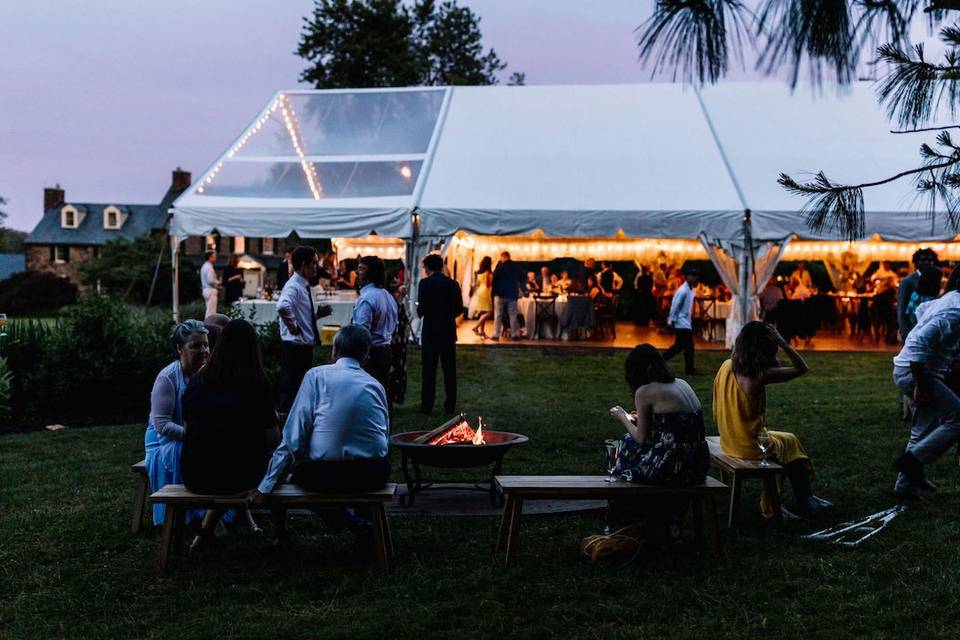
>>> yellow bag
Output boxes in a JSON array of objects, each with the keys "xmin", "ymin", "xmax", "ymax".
[{"xmin": 580, "ymin": 526, "xmax": 643, "ymax": 566}]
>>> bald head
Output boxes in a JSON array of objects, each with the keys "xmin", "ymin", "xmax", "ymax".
[{"xmin": 204, "ymin": 313, "xmax": 230, "ymax": 329}]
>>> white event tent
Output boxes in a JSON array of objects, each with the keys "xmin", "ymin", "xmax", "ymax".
[{"xmin": 170, "ymin": 82, "xmax": 960, "ymax": 343}]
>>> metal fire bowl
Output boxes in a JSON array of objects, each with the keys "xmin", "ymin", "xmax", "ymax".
[{"xmin": 390, "ymin": 430, "xmax": 529, "ymax": 469}]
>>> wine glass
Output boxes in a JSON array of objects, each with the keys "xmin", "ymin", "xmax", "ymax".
[
  {"xmin": 0, "ymin": 313, "xmax": 8, "ymax": 338},
  {"xmin": 604, "ymin": 438, "xmax": 622, "ymax": 482},
  {"xmin": 757, "ymin": 429, "xmax": 773, "ymax": 466}
]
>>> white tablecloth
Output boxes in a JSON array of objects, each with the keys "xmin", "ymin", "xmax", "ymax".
[
  {"xmin": 234, "ymin": 291, "xmax": 358, "ymax": 330},
  {"xmin": 517, "ymin": 296, "xmax": 595, "ymax": 340}
]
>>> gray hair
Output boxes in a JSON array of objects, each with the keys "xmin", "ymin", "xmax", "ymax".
[
  {"xmin": 170, "ymin": 319, "xmax": 208, "ymax": 353},
  {"xmin": 335, "ymin": 324, "xmax": 372, "ymax": 361}
]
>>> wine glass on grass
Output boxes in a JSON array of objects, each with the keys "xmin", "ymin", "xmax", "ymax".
[
  {"xmin": 604, "ymin": 438, "xmax": 622, "ymax": 482},
  {"xmin": 757, "ymin": 429, "xmax": 773, "ymax": 466}
]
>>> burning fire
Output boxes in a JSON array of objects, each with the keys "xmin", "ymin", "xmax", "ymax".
[{"xmin": 428, "ymin": 417, "xmax": 487, "ymax": 445}]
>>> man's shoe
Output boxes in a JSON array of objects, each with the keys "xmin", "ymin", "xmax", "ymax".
[
  {"xmin": 893, "ymin": 488, "xmax": 930, "ymax": 507},
  {"xmin": 894, "ymin": 452, "xmax": 925, "ymax": 485}
]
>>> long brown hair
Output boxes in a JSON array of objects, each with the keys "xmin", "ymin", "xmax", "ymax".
[
  {"xmin": 624, "ymin": 344, "xmax": 675, "ymax": 392},
  {"xmin": 199, "ymin": 319, "xmax": 267, "ymax": 389},
  {"xmin": 731, "ymin": 321, "xmax": 779, "ymax": 379}
]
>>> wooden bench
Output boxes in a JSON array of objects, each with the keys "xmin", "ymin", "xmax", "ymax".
[
  {"xmin": 130, "ymin": 460, "xmax": 149, "ymax": 534},
  {"xmin": 706, "ymin": 436, "xmax": 783, "ymax": 527},
  {"xmin": 150, "ymin": 483, "xmax": 398, "ymax": 572},
  {"xmin": 494, "ymin": 475, "xmax": 729, "ymax": 566}
]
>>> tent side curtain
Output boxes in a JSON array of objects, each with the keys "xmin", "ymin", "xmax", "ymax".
[
  {"xmin": 417, "ymin": 208, "xmax": 745, "ymax": 239},
  {"xmin": 170, "ymin": 206, "xmax": 414, "ymax": 239}
]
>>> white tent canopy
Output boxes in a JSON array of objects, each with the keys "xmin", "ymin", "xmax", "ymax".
[{"xmin": 170, "ymin": 82, "xmax": 960, "ymax": 335}]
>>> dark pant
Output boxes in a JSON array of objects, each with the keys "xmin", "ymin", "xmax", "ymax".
[
  {"xmin": 663, "ymin": 328, "xmax": 695, "ymax": 373},
  {"xmin": 364, "ymin": 345, "xmax": 393, "ymax": 417},
  {"xmin": 285, "ymin": 457, "xmax": 392, "ymax": 532},
  {"xmin": 278, "ymin": 342, "xmax": 315, "ymax": 413},
  {"xmin": 421, "ymin": 339, "xmax": 457, "ymax": 414}
]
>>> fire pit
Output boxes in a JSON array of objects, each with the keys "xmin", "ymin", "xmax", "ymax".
[{"xmin": 390, "ymin": 415, "xmax": 528, "ymax": 506}]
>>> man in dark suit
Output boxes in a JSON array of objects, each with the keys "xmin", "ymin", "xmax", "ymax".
[
  {"xmin": 277, "ymin": 248, "xmax": 293, "ymax": 292},
  {"xmin": 417, "ymin": 253, "xmax": 462, "ymax": 415},
  {"xmin": 898, "ymin": 248, "xmax": 937, "ymax": 340}
]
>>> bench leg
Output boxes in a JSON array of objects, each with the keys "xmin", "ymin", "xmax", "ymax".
[
  {"xmin": 130, "ymin": 473, "xmax": 149, "ymax": 534},
  {"xmin": 497, "ymin": 494, "xmax": 517, "ymax": 553},
  {"xmin": 692, "ymin": 498, "xmax": 704, "ymax": 550},
  {"xmin": 727, "ymin": 474, "xmax": 742, "ymax": 528},
  {"xmin": 706, "ymin": 494, "xmax": 722, "ymax": 555},
  {"xmin": 763, "ymin": 474, "xmax": 784, "ymax": 526},
  {"xmin": 370, "ymin": 504, "xmax": 390, "ymax": 570},
  {"xmin": 503, "ymin": 497, "xmax": 523, "ymax": 567},
  {"xmin": 158, "ymin": 505, "xmax": 176, "ymax": 573}
]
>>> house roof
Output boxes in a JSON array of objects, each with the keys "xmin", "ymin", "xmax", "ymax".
[
  {"xmin": 0, "ymin": 254, "xmax": 25, "ymax": 280},
  {"xmin": 26, "ymin": 185, "xmax": 183, "ymax": 246}
]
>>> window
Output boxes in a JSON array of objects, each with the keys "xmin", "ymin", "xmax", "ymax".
[
  {"xmin": 103, "ymin": 206, "xmax": 122, "ymax": 229},
  {"xmin": 61, "ymin": 205, "xmax": 79, "ymax": 229},
  {"xmin": 233, "ymin": 237, "xmax": 245, "ymax": 254},
  {"xmin": 262, "ymin": 237, "xmax": 274, "ymax": 255},
  {"xmin": 53, "ymin": 246, "xmax": 69, "ymax": 264}
]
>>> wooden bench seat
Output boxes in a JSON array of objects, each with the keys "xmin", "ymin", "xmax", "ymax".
[
  {"xmin": 494, "ymin": 475, "xmax": 730, "ymax": 566},
  {"xmin": 130, "ymin": 460, "xmax": 149, "ymax": 534},
  {"xmin": 706, "ymin": 436, "xmax": 784, "ymax": 527},
  {"xmin": 150, "ymin": 483, "xmax": 397, "ymax": 572}
]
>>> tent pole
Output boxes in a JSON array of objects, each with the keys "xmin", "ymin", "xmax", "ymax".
[
  {"xmin": 739, "ymin": 210, "xmax": 753, "ymax": 329},
  {"xmin": 171, "ymin": 235, "xmax": 180, "ymax": 323}
]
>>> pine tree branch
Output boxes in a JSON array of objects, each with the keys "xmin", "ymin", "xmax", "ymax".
[
  {"xmin": 925, "ymin": 0, "xmax": 960, "ymax": 13},
  {"xmin": 891, "ymin": 124, "xmax": 960, "ymax": 133}
]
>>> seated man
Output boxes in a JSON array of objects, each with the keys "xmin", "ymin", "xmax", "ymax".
[{"xmin": 250, "ymin": 324, "xmax": 390, "ymax": 554}]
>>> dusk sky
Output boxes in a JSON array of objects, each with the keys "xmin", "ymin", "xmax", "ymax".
[{"xmin": 0, "ymin": 1, "xmax": 941, "ymax": 232}]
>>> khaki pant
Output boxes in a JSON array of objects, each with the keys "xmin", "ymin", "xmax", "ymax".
[{"xmin": 202, "ymin": 288, "xmax": 218, "ymax": 317}]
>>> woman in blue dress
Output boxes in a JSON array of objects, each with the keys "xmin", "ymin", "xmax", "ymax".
[{"xmin": 144, "ymin": 320, "xmax": 209, "ymax": 526}]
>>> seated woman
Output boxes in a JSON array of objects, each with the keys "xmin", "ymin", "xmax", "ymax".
[
  {"xmin": 143, "ymin": 320, "xmax": 209, "ymax": 526},
  {"xmin": 586, "ymin": 275, "xmax": 604, "ymax": 302},
  {"xmin": 181, "ymin": 319, "xmax": 281, "ymax": 547},
  {"xmin": 607, "ymin": 345, "xmax": 710, "ymax": 544},
  {"xmin": 524, "ymin": 271, "xmax": 541, "ymax": 295},
  {"xmin": 713, "ymin": 321, "xmax": 831, "ymax": 517},
  {"xmin": 337, "ymin": 260, "xmax": 358, "ymax": 290}
]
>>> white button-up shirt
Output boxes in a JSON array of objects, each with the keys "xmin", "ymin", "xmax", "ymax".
[
  {"xmin": 277, "ymin": 272, "xmax": 317, "ymax": 345},
  {"xmin": 200, "ymin": 262, "xmax": 218, "ymax": 290},
  {"xmin": 257, "ymin": 357, "xmax": 389, "ymax": 493},
  {"xmin": 894, "ymin": 290, "xmax": 960, "ymax": 374},
  {"xmin": 351, "ymin": 284, "xmax": 399, "ymax": 347},
  {"xmin": 668, "ymin": 281, "xmax": 694, "ymax": 330}
]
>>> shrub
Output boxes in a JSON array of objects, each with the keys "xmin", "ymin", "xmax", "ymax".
[
  {"xmin": 0, "ymin": 356, "xmax": 13, "ymax": 420},
  {"xmin": 0, "ymin": 271, "xmax": 78, "ymax": 315}
]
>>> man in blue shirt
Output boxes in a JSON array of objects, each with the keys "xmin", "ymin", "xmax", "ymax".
[
  {"xmin": 251, "ymin": 324, "xmax": 390, "ymax": 553},
  {"xmin": 491, "ymin": 251, "xmax": 524, "ymax": 340},
  {"xmin": 352, "ymin": 255, "xmax": 399, "ymax": 415}
]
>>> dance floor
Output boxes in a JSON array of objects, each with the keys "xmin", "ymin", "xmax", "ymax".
[{"xmin": 455, "ymin": 320, "xmax": 900, "ymax": 352}]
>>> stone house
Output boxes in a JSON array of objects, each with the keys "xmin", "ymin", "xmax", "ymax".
[{"xmin": 25, "ymin": 169, "xmax": 287, "ymax": 290}]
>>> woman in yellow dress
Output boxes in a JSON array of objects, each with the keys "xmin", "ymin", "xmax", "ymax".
[{"xmin": 713, "ymin": 321, "xmax": 832, "ymax": 518}]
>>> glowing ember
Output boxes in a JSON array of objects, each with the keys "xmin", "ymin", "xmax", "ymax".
[{"xmin": 427, "ymin": 419, "xmax": 486, "ymax": 445}]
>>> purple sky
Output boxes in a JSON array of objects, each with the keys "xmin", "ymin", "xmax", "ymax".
[{"xmin": 0, "ymin": 1, "xmax": 943, "ymax": 231}]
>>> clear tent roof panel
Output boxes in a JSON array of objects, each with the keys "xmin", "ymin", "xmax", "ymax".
[{"xmin": 193, "ymin": 88, "xmax": 446, "ymax": 202}]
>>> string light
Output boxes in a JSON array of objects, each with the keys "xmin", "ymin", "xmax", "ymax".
[{"xmin": 279, "ymin": 94, "xmax": 322, "ymax": 200}]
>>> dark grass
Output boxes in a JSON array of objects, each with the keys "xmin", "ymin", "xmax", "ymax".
[{"xmin": 2, "ymin": 348, "xmax": 959, "ymax": 639}]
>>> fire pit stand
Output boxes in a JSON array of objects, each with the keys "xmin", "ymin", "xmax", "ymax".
[{"xmin": 390, "ymin": 431, "xmax": 529, "ymax": 507}]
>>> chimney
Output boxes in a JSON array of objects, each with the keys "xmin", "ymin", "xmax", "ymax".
[
  {"xmin": 44, "ymin": 185, "xmax": 65, "ymax": 210},
  {"xmin": 171, "ymin": 167, "xmax": 192, "ymax": 192}
]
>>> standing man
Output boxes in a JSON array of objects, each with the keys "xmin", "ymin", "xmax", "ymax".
[
  {"xmin": 418, "ymin": 253, "xmax": 461, "ymax": 415},
  {"xmin": 200, "ymin": 250, "xmax": 221, "ymax": 317},
  {"xmin": 352, "ymin": 255, "xmax": 399, "ymax": 413},
  {"xmin": 663, "ymin": 266, "xmax": 699, "ymax": 375},
  {"xmin": 277, "ymin": 248, "xmax": 293, "ymax": 292},
  {"xmin": 599, "ymin": 261, "xmax": 623, "ymax": 294},
  {"xmin": 491, "ymin": 251, "xmax": 524, "ymax": 341},
  {"xmin": 898, "ymin": 248, "xmax": 938, "ymax": 340},
  {"xmin": 276, "ymin": 246, "xmax": 332, "ymax": 413}
]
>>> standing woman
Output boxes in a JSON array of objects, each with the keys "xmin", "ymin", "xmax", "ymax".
[
  {"xmin": 144, "ymin": 320, "xmax": 209, "ymax": 526},
  {"xmin": 713, "ymin": 321, "xmax": 832, "ymax": 517},
  {"xmin": 223, "ymin": 255, "xmax": 245, "ymax": 305},
  {"xmin": 472, "ymin": 256, "xmax": 494, "ymax": 338},
  {"xmin": 181, "ymin": 319, "xmax": 281, "ymax": 547}
]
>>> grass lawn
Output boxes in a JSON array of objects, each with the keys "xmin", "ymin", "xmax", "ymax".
[{"xmin": 2, "ymin": 347, "xmax": 957, "ymax": 639}]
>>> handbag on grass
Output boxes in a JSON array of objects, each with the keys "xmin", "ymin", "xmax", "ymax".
[{"xmin": 580, "ymin": 526, "xmax": 643, "ymax": 566}]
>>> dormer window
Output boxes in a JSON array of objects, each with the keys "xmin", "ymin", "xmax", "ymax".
[
  {"xmin": 103, "ymin": 205, "xmax": 125, "ymax": 230},
  {"xmin": 61, "ymin": 205, "xmax": 79, "ymax": 229}
]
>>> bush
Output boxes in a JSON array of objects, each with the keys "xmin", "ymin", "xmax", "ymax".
[{"xmin": 0, "ymin": 271, "xmax": 78, "ymax": 315}]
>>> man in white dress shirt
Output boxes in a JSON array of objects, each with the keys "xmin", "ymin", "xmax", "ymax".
[
  {"xmin": 250, "ymin": 324, "xmax": 390, "ymax": 553},
  {"xmin": 276, "ymin": 245, "xmax": 332, "ymax": 413},
  {"xmin": 663, "ymin": 266, "xmax": 699, "ymax": 375},
  {"xmin": 199, "ymin": 251, "xmax": 220, "ymax": 317}
]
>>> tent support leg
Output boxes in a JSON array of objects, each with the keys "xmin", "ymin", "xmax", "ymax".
[{"xmin": 171, "ymin": 236, "xmax": 180, "ymax": 323}]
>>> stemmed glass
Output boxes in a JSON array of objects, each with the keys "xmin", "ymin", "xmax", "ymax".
[
  {"xmin": 0, "ymin": 313, "xmax": 8, "ymax": 338},
  {"xmin": 604, "ymin": 438, "xmax": 622, "ymax": 482},
  {"xmin": 757, "ymin": 429, "xmax": 773, "ymax": 466}
]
